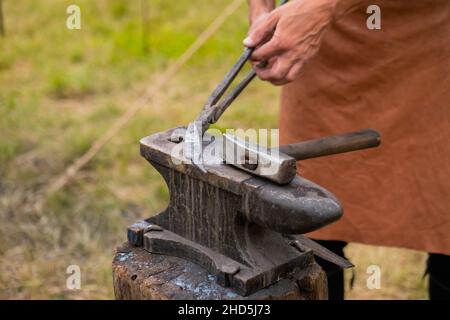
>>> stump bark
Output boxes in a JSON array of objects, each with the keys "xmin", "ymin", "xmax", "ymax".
[{"xmin": 113, "ymin": 242, "xmax": 328, "ymax": 300}]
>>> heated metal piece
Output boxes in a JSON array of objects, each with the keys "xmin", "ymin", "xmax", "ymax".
[
  {"xmin": 222, "ymin": 129, "xmax": 381, "ymax": 184},
  {"xmin": 129, "ymin": 127, "xmax": 352, "ymax": 296}
]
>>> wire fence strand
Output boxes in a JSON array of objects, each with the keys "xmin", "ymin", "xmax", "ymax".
[{"xmin": 38, "ymin": 0, "xmax": 246, "ymax": 209}]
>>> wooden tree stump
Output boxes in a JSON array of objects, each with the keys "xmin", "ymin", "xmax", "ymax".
[{"xmin": 113, "ymin": 242, "xmax": 328, "ymax": 300}]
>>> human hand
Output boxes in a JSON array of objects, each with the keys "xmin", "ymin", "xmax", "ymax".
[{"xmin": 244, "ymin": 0, "xmax": 336, "ymax": 85}]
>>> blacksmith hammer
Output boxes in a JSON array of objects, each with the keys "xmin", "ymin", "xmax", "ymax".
[{"xmin": 222, "ymin": 128, "xmax": 381, "ymax": 185}]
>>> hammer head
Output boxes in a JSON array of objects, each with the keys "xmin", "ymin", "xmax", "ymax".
[{"xmin": 221, "ymin": 133, "xmax": 297, "ymax": 185}]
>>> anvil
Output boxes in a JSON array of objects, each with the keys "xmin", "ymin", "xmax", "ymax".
[{"xmin": 127, "ymin": 127, "xmax": 352, "ymax": 296}]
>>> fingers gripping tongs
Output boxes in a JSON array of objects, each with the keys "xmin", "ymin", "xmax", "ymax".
[{"xmin": 184, "ymin": 47, "xmax": 257, "ymax": 172}]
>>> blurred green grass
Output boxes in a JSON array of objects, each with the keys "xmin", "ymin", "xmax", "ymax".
[{"xmin": 0, "ymin": 0, "xmax": 427, "ymax": 299}]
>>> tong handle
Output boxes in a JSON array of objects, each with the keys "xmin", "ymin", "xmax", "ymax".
[
  {"xmin": 204, "ymin": 47, "xmax": 254, "ymax": 109},
  {"xmin": 206, "ymin": 0, "xmax": 290, "ymax": 109},
  {"xmin": 197, "ymin": 48, "xmax": 256, "ymax": 134},
  {"xmin": 208, "ymin": 69, "xmax": 256, "ymax": 125},
  {"xmin": 278, "ymin": 129, "xmax": 381, "ymax": 161}
]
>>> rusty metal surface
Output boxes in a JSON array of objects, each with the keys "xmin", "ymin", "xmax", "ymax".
[
  {"xmin": 143, "ymin": 226, "xmax": 315, "ymax": 296},
  {"xmin": 130, "ymin": 218, "xmax": 315, "ymax": 296},
  {"xmin": 130, "ymin": 127, "xmax": 348, "ymax": 296},
  {"xmin": 140, "ymin": 127, "xmax": 343, "ymax": 234}
]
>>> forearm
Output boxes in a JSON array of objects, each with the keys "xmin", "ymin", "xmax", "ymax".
[
  {"xmin": 331, "ymin": 0, "xmax": 369, "ymax": 20},
  {"xmin": 248, "ymin": 0, "xmax": 367, "ymax": 23},
  {"xmin": 244, "ymin": 0, "xmax": 371, "ymax": 85},
  {"xmin": 248, "ymin": 0, "xmax": 275, "ymax": 24}
]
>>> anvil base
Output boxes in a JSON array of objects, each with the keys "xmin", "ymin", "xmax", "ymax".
[{"xmin": 113, "ymin": 242, "xmax": 328, "ymax": 300}]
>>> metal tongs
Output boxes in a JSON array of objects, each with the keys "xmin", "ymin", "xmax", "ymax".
[
  {"xmin": 184, "ymin": 0, "xmax": 288, "ymax": 172},
  {"xmin": 184, "ymin": 47, "xmax": 257, "ymax": 172}
]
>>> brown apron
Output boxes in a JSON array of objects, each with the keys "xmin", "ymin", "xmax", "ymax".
[{"xmin": 280, "ymin": 0, "xmax": 450, "ymax": 255}]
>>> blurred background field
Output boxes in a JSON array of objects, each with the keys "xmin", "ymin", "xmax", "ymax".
[{"xmin": 0, "ymin": 0, "xmax": 428, "ymax": 299}]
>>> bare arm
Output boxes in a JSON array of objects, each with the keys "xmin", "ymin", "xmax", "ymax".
[
  {"xmin": 248, "ymin": 0, "xmax": 275, "ymax": 24},
  {"xmin": 245, "ymin": 0, "xmax": 367, "ymax": 85}
]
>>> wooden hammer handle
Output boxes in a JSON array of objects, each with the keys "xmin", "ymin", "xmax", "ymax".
[{"xmin": 278, "ymin": 129, "xmax": 381, "ymax": 161}]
